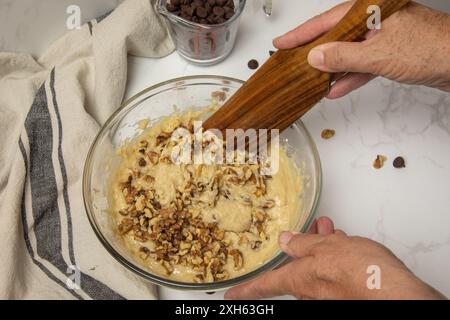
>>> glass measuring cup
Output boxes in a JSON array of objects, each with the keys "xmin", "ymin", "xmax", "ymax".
[{"xmin": 157, "ymin": 0, "xmax": 246, "ymax": 66}]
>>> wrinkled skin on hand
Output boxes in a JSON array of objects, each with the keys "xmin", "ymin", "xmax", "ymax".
[
  {"xmin": 225, "ymin": 217, "xmax": 446, "ymax": 300},
  {"xmin": 273, "ymin": 1, "xmax": 450, "ymax": 99}
]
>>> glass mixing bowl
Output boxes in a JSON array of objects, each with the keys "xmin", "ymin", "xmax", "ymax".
[{"xmin": 83, "ymin": 75, "xmax": 322, "ymax": 291}]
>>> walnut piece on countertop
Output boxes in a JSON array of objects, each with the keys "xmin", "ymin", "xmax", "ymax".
[{"xmin": 373, "ymin": 155, "xmax": 387, "ymax": 169}]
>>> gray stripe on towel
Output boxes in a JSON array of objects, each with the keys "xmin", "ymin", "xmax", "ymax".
[
  {"xmin": 48, "ymin": 69, "xmax": 125, "ymax": 300},
  {"xmin": 22, "ymin": 76, "xmax": 124, "ymax": 300}
]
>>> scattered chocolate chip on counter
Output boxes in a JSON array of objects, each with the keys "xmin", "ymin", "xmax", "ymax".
[
  {"xmin": 321, "ymin": 129, "xmax": 335, "ymax": 140},
  {"xmin": 248, "ymin": 59, "xmax": 259, "ymax": 70},
  {"xmin": 166, "ymin": 0, "xmax": 236, "ymax": 25},
  {"xmin": 373, "ymin": 155, "xmax": 387, "ymax": 169},
  {"xmin": 269, "ymin": 50, "xmax": 275, "ymax": 56},
  {"xmin": 393, "ymin": 156, "xmax": 406, "ymax": 168}
]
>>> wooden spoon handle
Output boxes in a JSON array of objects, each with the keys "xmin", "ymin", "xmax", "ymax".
[{"xmin": 204, "ymin": 0, "xmax": 410, "ymax": 133}]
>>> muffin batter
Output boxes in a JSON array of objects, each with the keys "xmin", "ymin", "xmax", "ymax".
[{"xmin": 110, "ymin": 111, "xmax": 302, "ymax": 283}]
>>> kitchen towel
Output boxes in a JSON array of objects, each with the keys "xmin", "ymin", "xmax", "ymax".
[{"xmin": 0, "ymin": 0, "xmax": 174, "ymax": 299}]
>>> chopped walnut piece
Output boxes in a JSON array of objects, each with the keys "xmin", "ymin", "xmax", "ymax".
[
  {"xmin": 139, "ymin": 246, "xmax": 150, "ymax": 260},
  {"xmin": 373, "ymin": 155, "xmax": 387, "ymax": 169},
  {"xmin": 118, "ymin": 218, "xmax": 134, "ymax": 234},
  {"xmin": 152, "ymin": 200, "xmax": 162, "ymax": 210},
  {"xmin": 262, "ymin": 199, "xmax": 275, "ymax": 209},
  {"xmin": 213, "ymin": 229, "xmax": 225, "ymax": 241},
  {"xmin": 118, "ymin": 210, "xmax": 128, "ymax": 216},
  {"xmin": 193, "ymin": 274, "xmax": 204, "ymax": 283},
  {"xmin": 144, "ymin": 175, "xmax": 155, "ymax": 184},
  {"xmin": 159, "ymin": 209, "xmax": 174, "ymax": 218},
  {"xmin": 393, "ymin": 156, "xmax": 406, "ymax": 168},
  {"xmin": 161, "ymin": 260, "xmax": 174, "ymax": 275},
  {"xmin": 138, "ymin": 140, "xmax": 148, "ymax": 148},
  {"xmin": 321, "ymin": 129, "xmax": 336, "ymax": 140},
  {"xmin": 254, "ymin": 211, "xmax": 265, "ymax": 222},
  {"xmin": 229, "ymin": 249, "xmax": 243, "ymax": 270},
  {"xmin": 156, "ymin": 132, "xmax": 171, "ymax": 146},
  {"xmin": 125, "ymin": 193, "xmax": 135, "ymax": 205},
  {"xmin": 251, "ymin": 240, "xmax": 262, "ymax": 250},
  {"xmin": 134, "ymin": 229, "xmax": 149, "ymax": 242},
  {"xmin": 215, "ymin": 272, "xmax": 228, "ymax": 281}
]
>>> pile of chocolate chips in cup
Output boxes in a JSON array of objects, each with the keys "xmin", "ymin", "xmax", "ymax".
[{"xmin": 167, "ymin": 0, "xmax": 236, "ymax": 25}]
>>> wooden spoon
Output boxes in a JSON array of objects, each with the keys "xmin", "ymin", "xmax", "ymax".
[{"xmin": 204, "ymin": 0, "xmax": 410, "ymax": 133}]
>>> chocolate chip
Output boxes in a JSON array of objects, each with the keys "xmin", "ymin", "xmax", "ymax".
[
  {"xmin": 248, "ymin": 59, "xmax": 259, "ymax": 70},
  {"xmin": 269, "ymin": 50, "xmax": 275, "ymax": 56},
  {"xmin": 215, "ymin": 17, "xmax": 226, "ymax": 24},
  {"xmin": 196, "ymin": 6, "xmax": 208, "ymax": 18},
  {"xmin": 205, "ymin": 3, "xmax": 212, "ymax": 13},
  {"xmin": 152, "ymin": 200, "xmax": 162, "ymax": 210},
  {"xmin": 393, "ymin": 156, "xmax": 406, "ymax": 168},
  {"xmin": 225, "ymin": 10, "xmax": 234, "ymax": 19},
  {"xmin": 183, "ymin": 6, "xmax": 194, "ymax": 16},
  {"xmin": 167, "ymin": 4, "xmax": 178, "ymax": 12},
  {"xmin": 213, "ymin": 6, "xmax": 225, "ymax": 17}
]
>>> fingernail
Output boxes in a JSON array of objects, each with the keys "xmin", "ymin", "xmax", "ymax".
[
  {"xmin": 317, "ymin": 222, "xmax": 328, "ymax": 235},
  {"xmin": 279, "ymin": 231, "xmax": 295, "ymax": 246},
  {"xmin": 317, "ymin": 217, "xmax": 334, "ymax": 235},
  {"xmin": 308, "ymin": 48, "xmax": 325, "ymax": 67}
]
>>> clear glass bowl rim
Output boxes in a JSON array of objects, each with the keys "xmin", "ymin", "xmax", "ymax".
[{"xmin": 82, "ymin": 75, "xmax": 322, "ymax": 291}]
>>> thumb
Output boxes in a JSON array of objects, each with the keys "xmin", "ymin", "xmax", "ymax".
[{"xmin": 308, "ymin": 42, "xmax": 375, "ymax": 74}]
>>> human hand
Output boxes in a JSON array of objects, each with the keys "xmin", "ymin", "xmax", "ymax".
[
  {"xmin": 225, "ymin": 217, "xmax": 446, "ymax": 300},
  {"xmin": 273, "ymin": 2, "xmax": 450, "ymax": 99}
]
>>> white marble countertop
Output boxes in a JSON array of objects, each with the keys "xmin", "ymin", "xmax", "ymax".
[{"xmin": 2, "ymin": 0, "xmax": 450, "ymax": 300}]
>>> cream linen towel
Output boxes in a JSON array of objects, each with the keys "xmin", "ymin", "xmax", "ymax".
[{"xmin": 0, "ymin": 0, "xmax": 174, "ymax": 299}]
